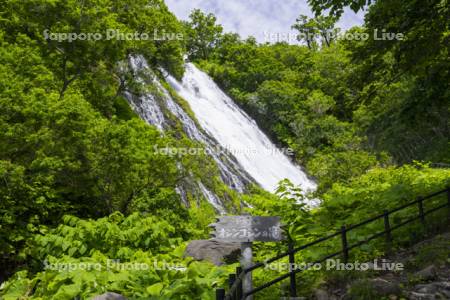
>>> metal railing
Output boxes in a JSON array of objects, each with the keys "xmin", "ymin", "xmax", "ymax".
[{"xmin": 216, "ymin": 186, "xmax": 450, "ymax": 300}]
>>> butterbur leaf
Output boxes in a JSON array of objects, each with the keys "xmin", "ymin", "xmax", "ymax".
[
  {"xmin": 146, "ymin": 282, "xmax": 164, "ymax": 296},
  {"xmin": 172, "ymin": 245, "xmax": 185, "ymax": 258},
  {"xmin": 53, "ymin": 283, "xmax": 81, "ymax": 299},
  {"xmin": 79, "ymin": 244, "xmax": 87, "ymax": 255},
  {"xmin": 68, "ymin": 247, "xmax": 77, "ymax": 257}
]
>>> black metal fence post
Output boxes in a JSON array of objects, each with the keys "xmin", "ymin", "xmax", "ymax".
[
  {"xmin": 383, "ymin": 210, "xmax": 392, "ymax": 253},
  {"xmin": 288, "ymin": 240, "xmax": 298, "ymax": 298},
  {"xmin": 216, "ymin": 288, "xmax": 225, "ymax": 300},
  {"xmin": 341, "ymin": 225, "xmax": 349, "ymax": 263},
  {"xmin": 447, "ymin": 187, "xmax": 450, "ymax": 221},
  {"xmin": 236, "ymin": 267, "xmax": 243, "ymax": 300},
  {"xmin": 229, "ymin": 274, "xmax": 236, "ymax": 300},
  {"xmin": 418, "ymin": 197, "xmax": 425, "ymax": 225}
]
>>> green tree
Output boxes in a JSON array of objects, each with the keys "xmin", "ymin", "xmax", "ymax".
[
  {"xmin": 292, "ymin": 15, "xmax": 318, "ymax": 49},
  {"xmin": 1, "ymin": 0, "xmax": 185, "ymax": 113},
  {"xmin": 292, "ymin": 14, "xmax": 338, "ymax": 48},
  {"xmin": 314, "ymin": 15, "xmax": 339, "ymax": 47},
  {"xmin": 184, "ymin": 9, "xmax": 223, "ymax": 60}
]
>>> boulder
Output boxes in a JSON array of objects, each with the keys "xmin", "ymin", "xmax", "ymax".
[
  {"xmin": 185, "ymin": 240, "xmax": 241, "ymax": 266},
  {"xmin": 92, "ymin": 292, "xmax": 127, "ymax": 300},
  {"xmin": 367, "ymin": 278, "xmax": 401, "ymax": 296},
  {"xmin": 414, "ymin": 265, "xmax": 438, "ymax": 281}
]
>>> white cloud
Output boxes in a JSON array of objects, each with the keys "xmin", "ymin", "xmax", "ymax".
[{"xmin": 165, "ymin": 0, "xmax": 365, "ymax": 43}]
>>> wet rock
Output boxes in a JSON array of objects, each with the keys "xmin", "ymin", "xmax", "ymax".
[{"xmin": 185, "ymin": 239, "xmax": 241, "ymax": 266}]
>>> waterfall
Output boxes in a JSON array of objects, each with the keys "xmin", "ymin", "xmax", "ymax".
[
  {"xmin": 197, "ymin": 182, "xmax": 226, "ymax": 214},
  {"xmin": 125, "ymin": 55, "xmax": 316, "ymax": 211},
  {"xmin": 153, "ymin": 74, "xmax": 253, "ymax": 193},
  {"xmin": 125, "ymin": 55, "xmax": 252, "ymax": 210},
  {"xmin": 124, "ymin": 57, "xmax": 166, "ymax": 131},
  {"xmin": 166, "ymin": 63, "xmax": 317, "ymax": 193}
]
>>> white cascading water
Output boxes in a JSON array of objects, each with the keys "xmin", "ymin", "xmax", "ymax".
[
  {"xmin": 124, "ymin": 58, "xmax": 166, "ymax": 131},
  {"xmin": 167, "ymin": 63, "xmax": 317, "ymax": 193},
  {"xmin": 153, "ymin": 74, "xmax": 253, "ymax": 193},
  {"xmin": 125, "ymin": 56, "xmax": 252, "ymax": 210}
]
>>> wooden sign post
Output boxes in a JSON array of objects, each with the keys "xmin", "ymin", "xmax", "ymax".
[
  {"xmin": 209, "ymin": 216, "xmax": 283, "ymax": 299},
  {"xmin": 240, "ymin": 241, "xmax": 253, "ymax": 298}
]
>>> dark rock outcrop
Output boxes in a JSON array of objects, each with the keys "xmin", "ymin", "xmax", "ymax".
[
  {"xmin": 366, "ymin": 278, "xmax": 401, "ymax": 296},
  {"xmin": 185, "ymin": 239, "xmax": 241, "ymax": 266},
  {"xmin": 414, "ymin": 265, "xmax": 438, "ymax": 281}
]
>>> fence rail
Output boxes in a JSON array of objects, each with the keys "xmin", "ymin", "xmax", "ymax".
[{"xmin": 216, "ymin": 186, "xmax": 450, "ymax": 300}]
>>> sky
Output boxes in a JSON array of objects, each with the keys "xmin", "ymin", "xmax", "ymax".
[{"xmin": 165, "ymin": 0, "xmax": 365, "ymax": 44}]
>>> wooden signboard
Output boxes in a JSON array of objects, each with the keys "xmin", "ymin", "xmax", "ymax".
[
  {"xmin": 209, "ymin": 215, "xmax": 283, "ymax": 299},
  {"xmin": 209, "ymin": 216, "xmax": 283, "ymax": 242}
]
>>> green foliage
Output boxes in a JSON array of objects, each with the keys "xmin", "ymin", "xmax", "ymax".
[
  {"xmin": 319, "ymin": 164, "xmax": 450, "ymax": 228},
  {"xmin": 32, "ymin": 213, "xmax": 179, "ymax": 260},
  {"xmin": 1, "ymin": 0, "xmax": 185, "ymax": 113},
  {"xmin": 244, "ymin": 180, "xmax": 314, "ymax": 244},
  {"xmin": 0, "ymin": 213, "xmax": 228, "ymax": 300},
  {"xmin": 313, "ymin": 164, "xmax": 450, "ymax": 258},
  {"xmin": 307, "ymin": 0, "xmax": 373, "ymax": 17},
  {"xmin": 342, "ymin": 0, "xmax": 449, "ymax": 163}
]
